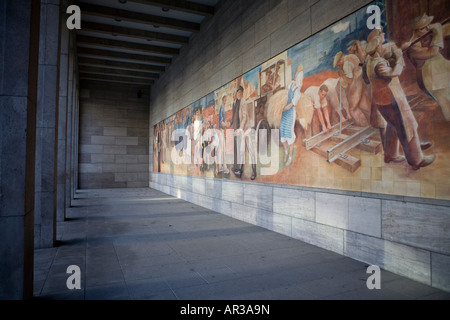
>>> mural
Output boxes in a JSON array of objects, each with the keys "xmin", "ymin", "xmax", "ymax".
[{"xmin": 153, "ymin": 0, "xmax": 450, "ymax": 200}]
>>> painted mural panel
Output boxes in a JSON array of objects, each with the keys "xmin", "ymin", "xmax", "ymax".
[{"xmin": 153, "ymin": 0, "xmax": 450, "ymax": 200}]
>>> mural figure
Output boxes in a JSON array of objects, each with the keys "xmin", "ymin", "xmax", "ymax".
[
  {"xmin": 305, "ymin": 84, "xmax": 332, "ymax": 133},
  {"xmin": 365, "ymin": 27, "xmax": 436, "ymax": 169},
  {"xmin": 347, "ymin": 39, "xmax": 368, "ymax": 64},
  {"xmin": 237, "ymin": 97, "xmax": 258, "ymax": 180},
  {"xmin": 193, "ymin": 111, "xmax": 203, "ymax": 170},
  {"xmin": 200, "ymin": 117, "xmax": 208, "ymax": 172},
  {"xmin": 161, "ymin": 121, "xmax": 167, "ymax": 164},
  {"xmin": 334, "ymin": 50, "xmax": 371, "ymax": 126},
  {"xmin": 279, "ymin": 66, "xmax": 303, "ymax": 166},
  {"xmin": 223, "ymin": 81, "xmax": 258, "ymax": 180},
  {"xmin": 318, "ymin": 77, "xmax": 350, "ymax": 129},
  {"xmin": 403, "ymin": 13, "xmax": 450, "ymax": 121},
  {"xmin": 227, "ymin": 85, "xmax": 243, "ymax": 177},
  {"xmin": 217, "ymin": 93, "xmax": 230, "ymax": 174},
  {"xmin": 185, "ymin": 114, "xmax": 194, "ymax": 167},
  {"xmin": 155, "ymin": 123, "xmax": 162, "ymax": 172}
]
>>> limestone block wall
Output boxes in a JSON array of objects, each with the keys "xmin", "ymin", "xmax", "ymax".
[
  {"xmin": 148, "ymin": 0, "xmax": 450, "ymax": 292},
  {"xmin": 150, "ymin": 173, "xmax": 450, "ymax": 292},
  {"xmin": 79, "ymin": 82, "xmax": 150, "ymax": 189}
]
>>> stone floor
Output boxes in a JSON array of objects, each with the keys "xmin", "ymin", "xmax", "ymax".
[{"xmin": 33, "ymin": 188, "xmax": 450, "ymax": 300}]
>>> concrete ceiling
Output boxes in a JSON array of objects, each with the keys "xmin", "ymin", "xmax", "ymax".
[{"xmin": 76, "ymin": 0, "xmax": 220, "ymax": 88}]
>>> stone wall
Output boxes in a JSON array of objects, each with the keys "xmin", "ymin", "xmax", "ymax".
[
  {"xmin": 79, "ymin": 81, "xmax": 150, "ymax": 189},
  {"xmin": 150, "ymin": 173, "xmax": 450, "ymax": 292},
  {"xmin": 148, "ymin": 0, "xmax": 450, "ymax": 292}
]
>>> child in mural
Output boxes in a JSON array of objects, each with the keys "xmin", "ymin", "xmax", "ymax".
[
  {"xmin": 365, "ymin": 27, "xmax": 436, "ymax": 170},
  {"xmin": 402, "ymin": 13, "xmax": 450, "ymax": 121},
  {"xmin": 304, "ymin": 84, "xmax": 332, "ymax": 133}
]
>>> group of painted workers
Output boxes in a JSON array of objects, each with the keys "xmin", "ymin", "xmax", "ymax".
[{"xmin": 322, "ymin": 13, "xmax": 447, "ymax": 170}]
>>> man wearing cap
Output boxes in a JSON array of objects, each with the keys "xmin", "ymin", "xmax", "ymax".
[
  {"xmin": 402, "ymin": 13, "xmax": 450, "ymax": 121},
  {"xmin": 365, "ymin": 29, "xmax": 436, "ymax": 170}
]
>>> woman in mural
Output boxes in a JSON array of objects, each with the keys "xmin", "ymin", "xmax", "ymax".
[
  {"xmin": 182, "ymin": 108, "xmax": 191, "ymax": 158},
  {"xmin": 279, "ymin": 65, "xmax": 303, "ymax": 166},
  {"xmin": 402, "ymin": 13, "xmax": 450, "ymax": 121},
  {"xmin": 267, "ymin": 64, "xmax": 315, "ymax": 154}
]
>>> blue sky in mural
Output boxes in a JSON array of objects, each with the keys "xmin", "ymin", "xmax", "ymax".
[
  {"xmin": 288, "ymin": 0, "xmax": 386, "ymax": 79},
  {"xmin": 205, "ymin": 92, "xmax": 215, "ymax": 108},
  {"xmin": 191, "ymin": 95, "xmax": 206, "ymax": 114},
  {"xmin": 243, "ymin": 65, "xmax": 261, "ymax": 90}
]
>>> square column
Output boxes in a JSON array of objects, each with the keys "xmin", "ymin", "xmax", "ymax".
[
  {"xmin": 56, "ymin": 0, "xmax": 70, "ymax": 222},
  {"xmin": 65, "ymin": 32, "xmax": 75, "ymax": 208},
  {"xmin": 0, "ymin": 0, "xmax": 41, "ymax": 300},
  {"xmin": 34, "ymin": 0, "xmax": 61, "ymax": 248}
]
